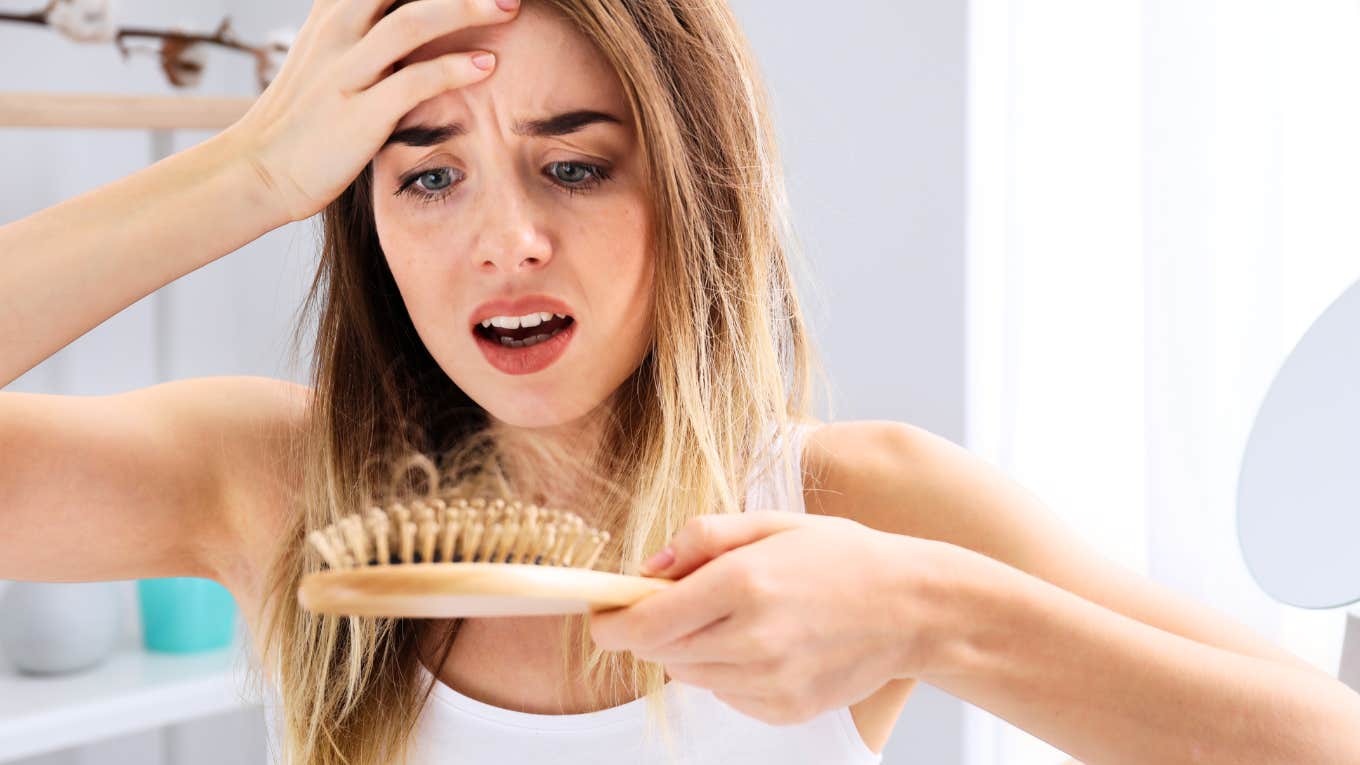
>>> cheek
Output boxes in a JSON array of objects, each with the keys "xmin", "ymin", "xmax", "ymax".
[
  {"xmin": 601, "ymin": 201, "xmax": 652, "ymax": 285},
  {"xmin": 631, "ymin": 215, "xmax": 657, "ymax": 321},
  {"xmin": 374, "ymin": 205, "xmax": 470, "ymax": 323},
  {"xmin": 591, "ymin": 204, "xmax": 654, "ymax": 335},
  {"xmin": 598, "ymin": 204, "xmax": 655, "ymax": 362},
  {"xmin": 376, "ymin": 204, "xmax": 452, "ymax": 273},
  {"xmin": 376, "ymin": 252, "xmax": 461, "ymax": 370}
]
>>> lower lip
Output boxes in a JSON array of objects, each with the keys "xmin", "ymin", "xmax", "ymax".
[{"xmin": 473, "ymin": 322, "xmax": 577, "ymax": 375}]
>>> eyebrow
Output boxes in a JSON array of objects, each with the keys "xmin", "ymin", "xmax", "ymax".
[{"xmin": 381, "ymin": 109, "xmax": 625, "ymax": 151}]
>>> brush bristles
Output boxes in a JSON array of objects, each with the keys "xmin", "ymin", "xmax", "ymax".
[{"xmin": 306, "ymin": 495, "xmax": 611, "ymax": 572}]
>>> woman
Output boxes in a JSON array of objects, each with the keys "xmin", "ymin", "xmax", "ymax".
[{"xmin": 2, "ymin": 0, "xmax": 1358, "ymax": 763}]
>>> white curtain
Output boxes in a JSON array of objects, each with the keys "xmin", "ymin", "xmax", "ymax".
[{"xmin": 963, "ymin": 1, "xmax": 1360, "ymax": 762}]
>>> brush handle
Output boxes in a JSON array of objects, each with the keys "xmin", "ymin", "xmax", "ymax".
[{"xmin": 297, "ymin": 563, "xmax": 673, "ymax": 618}]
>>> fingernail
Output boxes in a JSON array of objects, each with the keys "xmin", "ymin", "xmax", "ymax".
[
  {"xmin": 496, "ymin": 0, "xmax": 519, "ymax": 11},
  {"xmin": 471, "ymin": 52, "xmax": 495, "ymax": 70},
  {"xmin": 641, "ymin": 546, "xmax": 675, "ymax": 575}
]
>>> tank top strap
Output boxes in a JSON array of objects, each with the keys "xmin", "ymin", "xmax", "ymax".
[{"xmin": 743, "ymin": 420, "xmax": 816, "ymax": 515}]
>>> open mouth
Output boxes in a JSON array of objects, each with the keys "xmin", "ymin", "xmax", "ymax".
[{"xmin": 473, "ymin": 312, "xmax": 576, "ymax": 348}]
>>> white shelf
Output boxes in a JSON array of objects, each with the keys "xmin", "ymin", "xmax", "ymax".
[{"xmin": 0, "ymin": 633, "xmax": 261, "ymax": 762}]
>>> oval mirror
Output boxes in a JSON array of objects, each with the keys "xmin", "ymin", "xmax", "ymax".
[{"xmin": 1237, "ymin": 278, "xmax": 1360, "ymax": 609}]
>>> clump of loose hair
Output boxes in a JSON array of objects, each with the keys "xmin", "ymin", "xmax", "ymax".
[{"xmin": 247, "ymin": 1, "xmax": 825, "ymax": 762}]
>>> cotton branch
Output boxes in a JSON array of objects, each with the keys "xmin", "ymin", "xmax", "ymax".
[{"xmin": 0, "ymin": 0, "xmax": 292, "ymax": 92}]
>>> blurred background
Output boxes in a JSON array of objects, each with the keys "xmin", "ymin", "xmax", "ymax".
[{"xmin": 1, "ymin": 1, "xmax": 1358, "ymax": 763}]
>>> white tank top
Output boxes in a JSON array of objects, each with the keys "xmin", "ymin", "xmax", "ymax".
[
  {"xmin": 267, "ymin": 422, "xmax": 883, "ymax": 764},
  {"xmin": 404, "ymin": 422, "xmax": 881, "ymax": 765}
]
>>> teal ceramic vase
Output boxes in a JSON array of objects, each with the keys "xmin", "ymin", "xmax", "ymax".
[{"xmin": 136, "ymin": 577, "xmax": 237, "ymax": 653}]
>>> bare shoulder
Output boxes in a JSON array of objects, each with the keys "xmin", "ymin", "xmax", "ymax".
[
  {"xmin": 798, "ymin": 419, "xmax": 955, "ymax": 527},
  {"xmin": 800, "ymin": 418, "xmax": 1060, "ymax": 567}
]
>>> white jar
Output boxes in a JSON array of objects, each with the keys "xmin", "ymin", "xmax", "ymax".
[{"xmin": 0, "ymin": 581, "xmax": 121, "ymax": 675}]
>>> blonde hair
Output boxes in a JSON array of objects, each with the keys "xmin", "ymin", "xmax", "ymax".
[{"xmin": 251, "ymin": 0, "xmax": 822, "ymax": 762}]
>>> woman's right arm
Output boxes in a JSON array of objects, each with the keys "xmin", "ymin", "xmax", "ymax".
[
  {"xmin": 0, "ymin": 0, "xmax": 518, "ymax": 389},
  {"xmin": 0, "ymin": 132, "xmax": 289, "ymax": 389},
  {"xmin": 0, "ymin": 0, "xmax": 520, "ymax": 589}
]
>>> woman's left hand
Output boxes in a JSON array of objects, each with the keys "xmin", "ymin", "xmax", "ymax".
[{"xmin": 589, "ymin": 511, "xmax": 956, "ymax": 725}]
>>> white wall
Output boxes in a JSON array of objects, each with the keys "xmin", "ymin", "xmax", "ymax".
[
  {"xmin": 963, "ymin": 1, "xmax": 1360, "ymax": 762},
  {"xmin": 2, "ymin": 1, "xmax": 972, "ymax": 762}
]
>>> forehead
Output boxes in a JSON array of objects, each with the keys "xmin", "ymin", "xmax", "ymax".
[{"xmin": 394, "ymin": 2, "xmax": 628, "ymax": 130}]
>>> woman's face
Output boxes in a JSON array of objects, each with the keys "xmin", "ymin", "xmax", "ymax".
[{"xmin": 371, "ymin": 3, "xmax": 653, "ymax": 429}]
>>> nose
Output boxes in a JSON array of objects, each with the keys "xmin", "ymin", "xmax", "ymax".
[{"xmin": 473, "ymin": 175, "xmax": 553, "ymax": 274}]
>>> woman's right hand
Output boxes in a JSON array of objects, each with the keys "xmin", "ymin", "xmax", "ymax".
[{"xmin": 225, "ymin": 0, "xmax": 519, "ymax": 224}]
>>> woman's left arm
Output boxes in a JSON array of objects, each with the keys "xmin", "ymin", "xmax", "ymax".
[
  {"xmin": 813, "ymin": 420, "xmax": 1360, "ymax": 764},
  {"xmin": 590, "ymin": 420, "xmax": 1360, "ymax": 765}
]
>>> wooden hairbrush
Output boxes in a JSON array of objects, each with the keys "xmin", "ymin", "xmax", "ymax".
[{"xmin": 297, "ymin": 495, "xmax": 673, "ymax": 618}]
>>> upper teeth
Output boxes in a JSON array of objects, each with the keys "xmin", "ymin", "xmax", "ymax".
[{"xmin": 481, "ymin": 311, "xmax": 565, "ymax": 330}]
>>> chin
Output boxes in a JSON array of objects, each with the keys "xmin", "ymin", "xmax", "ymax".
[
  {"xmin": 468, "ymin": 385, "xmax": 604, "ymax": 430},
  {"xmin": 483, "ymin": 404, "xmax": 587, "ymax": 429}
]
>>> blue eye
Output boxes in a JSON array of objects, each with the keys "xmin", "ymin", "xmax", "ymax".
[
  {"xmin": 546, "ymin": 161, "xmax": 612, "ymax": 195},
  {"xmin": 394, "ymin": 161, "xmax": 613, "ymax": 205},
  {"xmin": 413, "ymin": 168, "xmax": 454, "ymax": 192},
  {"xmin": 395, "ymin": 167, "xmax": 460, "ymax": 205},
  {"xmin": 550, "ymin": 162, "xmax": 592, "ymax": 184}
]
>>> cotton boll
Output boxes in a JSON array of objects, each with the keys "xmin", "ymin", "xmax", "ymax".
[
  {"xmin": 160, "ymin": 37, "xmax": 207, "ymax": 88},
  {"xmin": 45, "ymin": 0, "xmax": 117, "ymax": 44}
]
